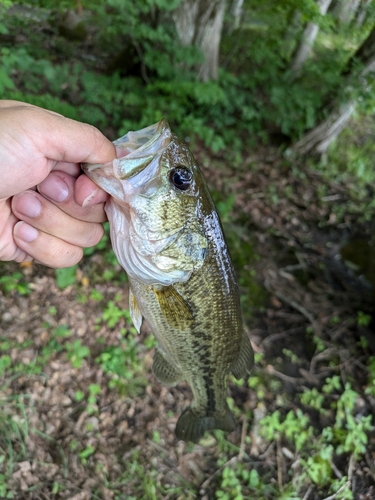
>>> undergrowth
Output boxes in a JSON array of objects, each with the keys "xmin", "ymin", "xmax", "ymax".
[{"xmin": 1, "ymin": 1, "xmax": 375, "ymax": 498}]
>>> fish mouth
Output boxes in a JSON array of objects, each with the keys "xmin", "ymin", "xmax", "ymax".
[
  {"xmin": 114, "ymin": 119, "xmax": 170, "ymax": 155},
  {"xmin": 83, "ymin": 119, "xmax": 172, "ymax": 181}
]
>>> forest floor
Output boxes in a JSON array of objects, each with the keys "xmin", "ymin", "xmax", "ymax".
[{"xmin": 1, "ymin": 140, "xmax": 375, "ymax": 500}]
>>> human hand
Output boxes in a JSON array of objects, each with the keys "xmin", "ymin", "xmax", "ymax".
[{"xmin": 0, "ymin": 101, "xmax": 116, "ymax": 267}]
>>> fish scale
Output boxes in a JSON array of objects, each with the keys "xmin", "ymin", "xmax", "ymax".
[{"xmin": 83, "ymin": 119, "xmax": 254, "ymax": 442}]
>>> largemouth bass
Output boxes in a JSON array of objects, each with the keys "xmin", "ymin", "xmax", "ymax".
[{"xmin": 82, "ymin": 120, "xmax": 254, "ymax": 442}]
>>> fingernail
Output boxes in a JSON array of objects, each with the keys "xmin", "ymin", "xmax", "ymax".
[
  {"xmin": 14, "ymin": 193, "xmax": 42, "ymax": 218},
  {"xmin": 38, "ymin": 176, "xmax": 69, "ymax": 202},
  {"xmin": 82, "ymin": 188, "xmax": 99, "ymax": 207},
  {"xmin": 14, "ymin": 221, "xmax": 38, "ymax": 243}
]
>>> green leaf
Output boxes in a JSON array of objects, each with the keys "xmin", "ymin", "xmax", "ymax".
[{"xmin": 55, "ymin": 266, "xmax": 78, "ymax": 289}]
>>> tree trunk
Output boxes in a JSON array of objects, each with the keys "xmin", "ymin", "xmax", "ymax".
[
  {"xmin": 290, "ymin": 0, "xmax": 333, "ymax": 75},
  {"xmin": 291, "ymin": 101, "xmax": 356, "ymax": 155},
  {"xmin": 291, "ymin": 46, "xmax": 375, "ymax": 156},
  {"xmin": 173, "ymin": 0, "xmax": 226, "ymax": 81},
  {"xmin": 345, "ymin": 23, "xmax": 375, "ymax": 71},
  {"xmin": 356, "ymin": 0, "xmax": 373, "ymax": 27},
  {"xmin": 283, "ymin": 9, "xmax": 304, "ymax": 60},
  {"xmin": 334, "ymin": 0, "xmax": 360, "ymax": 24},
  {"xmin": 229, "ymin": 0, "xmax": 244, "ymax": 31}
]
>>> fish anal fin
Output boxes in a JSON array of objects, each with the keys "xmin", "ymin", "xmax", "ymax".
[
  {"xmin": 153, "ymin": 285, "xmax": 193, "ymax": 329},
  {"xmin": 152, "ymin": 350, "xmax": 181, "ymax": 386},
  {"xmin": 129, "ymin": 288, "xmax": 143, "ymax": 333},
  {"xmin": 231, "ymin": 333, "xmax": 254, "ymax": 380},
  {"xmin": 175, "ymin": 406, "xmax": 235, "ymax": 443}
]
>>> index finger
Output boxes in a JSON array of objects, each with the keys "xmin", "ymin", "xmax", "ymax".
[
  {"xmin": 0, "ymin": 102, "xmax": 117, "ymax": 196},
  {"xmin": 29, "ymin": 110, "xmax": 117, "ymax": 165}
]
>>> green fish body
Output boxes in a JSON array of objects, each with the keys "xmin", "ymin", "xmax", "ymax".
[{"xmin": 83, "ymin": 120, "xmax": 254, "ymax": 442}]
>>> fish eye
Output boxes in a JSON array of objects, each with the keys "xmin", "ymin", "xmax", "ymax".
[{"xmin": 169, "ymin": 166, "xmax": 193, "ymax": 191}]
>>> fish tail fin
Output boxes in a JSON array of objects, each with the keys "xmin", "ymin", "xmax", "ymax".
[{"xmin": 175, "ymin": 406, "xmax": 235, "ymax": 443}]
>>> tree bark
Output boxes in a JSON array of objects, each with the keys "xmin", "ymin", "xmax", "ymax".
[
  {"xmin": 290, "ymin": 0, "xmax": 333, "ymax": 75},
  {"xmin": 356, "ymin": 0, "xmax": 373, "ymax": 27},
  {"xmin": 334, "ymin": 0, "xmax": 360, "ymax": 24},
  {"xmin": 291, "ymin": 101, "xmax": 356, "ymax": 155},
  {"xmin": 345, "ymin": 23, "xmax": 375, "ymax": 72},
  {"xmin": 173, "ymin": 0, "xmax": 226, "ymax": 81},
  {"xmin": 292, "ymin": 44, "xmax": 375, "ymax": 156},
  {"xmin": 229, "ymin": 0, "xmax": 244, "ymax": 31}
]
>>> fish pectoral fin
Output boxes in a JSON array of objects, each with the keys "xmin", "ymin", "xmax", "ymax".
[
  {"xmin": 152, "ymin": 350, "xmax": 181, "ymax": 386},
  {"xmin": 231, "ymin": 333, "xmax": 254, "ymax": 380},
  {"xmin": 129, "ymin": 288, "xmax": 143, "ymax": 333},
  {"xmin": 175, "ymin": 406, "xmax": 236, "ymax": 443},
  {"xmin": 153, "ymin": 285, "xmax": 193, "ymax": 329}
]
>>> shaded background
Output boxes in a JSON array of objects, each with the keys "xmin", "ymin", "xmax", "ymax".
[{"xmin": 1, "ymin": 1, "xmax": 375, "ymax": 498}]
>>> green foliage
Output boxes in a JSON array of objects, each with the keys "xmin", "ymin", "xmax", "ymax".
[
  {"xmin": 0, "ymin": 473, "xmax": 14, "ymax": 499},
  {"xmin": 0, "ymin": 393, "xmax": 32, "ymax": 497},
  {"xmin": 96, "ymin": 328, "xmax": 147, "ymax": 396},
  {"xmin": 55, "ymin": 265, "xmax": 78, "ymax": 289},
  {"xmin": 260, "ymin": 408, "xmax": 313, "ymax": 451},
  {"xmin": 85, "ymin": 384, "xmax": 101, "ymax": 415},
  {"xmin": 1, "ymin": 2, "xmax": 375, "ymax": 498},
  {"xmin": 357, "ymin": 311, "xmax": 372, "ymax": 327},
  {"xmin": 0, "ymin": 0, "xmax": 373, "ymax": 169},
  {"xmin": 52, "ymin": 324, "xmax": 72, "ymax": 338},
  {"xmin": 0, "ymin": 272, "xmax": 31, "ymax": 295},
  {"xmin": 74, "ymin": 390, "xmax": 85, "ymax": 403},
  {"xmin": 322, "ymin": 375, "xmax": 341, "ymax": 394},
  {"xmin": 215, "ymin": 193, "xmax": 236, "ymax": 223},
  {"xmin": 321, "ymin": 115, "xmax": 375, "ymax": 187},
  {"xmin": 258, "ymin": 378, "xmax": 373, "ymax": 495},
  {"xmin": 0, "ymin": 355, "xmax": 11, "ymax": 376},
  {"xmin": 79, "ymin": 444, "xmax": 95, "ymax": 464},
  {"xmin": 213, "ymin": 441, "xmax": 278, "ymax": 499},
  {"xmin": 89, "ymin": 289, "xmax": 105, "ymax": 301},
  {"xmin": 65, "ymin": 339, "xmax": 90, "ymax": 368},
  {"xmin": 216, "ymin": 463, "xmax": 270, "ymax": 500},
  {"xmin": 365, "ymin": 356, "xmax": 375, "ymax": 397},
  {"xmin": 100, "ymin": 300, "xmax": 132, "ymax": 328},
  {"xmin": 1, "ymin": 0, "xmax": 372, "ymax": 168},
  {"xmin": 300, "ymin": 387, "xmax": 326, "ymax": 413}
]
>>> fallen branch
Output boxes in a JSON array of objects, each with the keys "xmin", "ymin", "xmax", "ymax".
[{"xmin": 265, "ymin": 365, "xmax": 304, "ymax": 384}]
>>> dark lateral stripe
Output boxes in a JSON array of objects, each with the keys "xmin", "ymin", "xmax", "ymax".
[
  {"xmin": 192, "ymin": 331, "xmax": 218, "ymax": 414},
  {"xmin": 203, "ymin": 372, "xmax": 216, "ymax": 413}
]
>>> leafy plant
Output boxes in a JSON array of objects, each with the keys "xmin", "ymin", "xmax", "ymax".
[
  {"xmin": 357, "ymin": 310, "xmax": 372, "ymax": 327},
  {"xmin": 0, "ymin": 272, "xmax": 30, "ymax": 295},
  {"xmin": 65, "ymin": 339, "xmax": 90, "ymax": 368},
  {"xmin": 86, "ymin": 384, "xmax": 101, "ymax": 416},
  {"xmin": 96, "ymin": 329, "xmax": 147, "ymax": 396},
  {"xmin": 55, "ymin": 265, "xmax": 78, "ymax": 289},
  {"xmin": 100, "ymin": 301, "xmax": 132, "ymax": 329},
  {"xmin": 0, "ymin": 394, "xmax": 31, "ymax": 496},
  {"xmin": 258, "ymin": 379, "xmax": 373, "ymax": 496},
  {"xmin": 0, "ymin": 356, "xmax": 11, "ymax": 376},
  {"xmin": 79, "ymin": 445, "xmax": 95, "ymax": 464}
]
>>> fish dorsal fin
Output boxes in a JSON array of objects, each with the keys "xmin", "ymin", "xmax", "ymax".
[
  {"xmin": 152, "ymin": 285, "xmax": 193, "ymax": 329},
  {"xmin": 231, "ymin": 333, "xmax": 254, "ymax": 380},
  {"xmin": 129, "ymin": 288, "xmax": 143, "ymax": 333},
  {"xmin": 152, "ymin": 350, "xmax": 181, "ymax": 386}
]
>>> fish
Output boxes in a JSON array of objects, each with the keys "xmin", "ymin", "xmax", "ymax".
[{"xmin": 82, "ymin": 119, "xmax": 254, "ymax": 442}]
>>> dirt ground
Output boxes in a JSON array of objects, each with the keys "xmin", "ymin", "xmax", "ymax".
[{"xmin": 1, "ymin": 144, "xmax": 375, "ymax": 499}]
